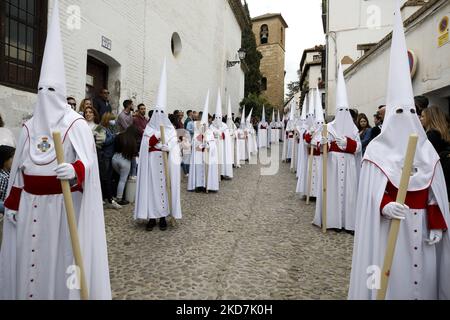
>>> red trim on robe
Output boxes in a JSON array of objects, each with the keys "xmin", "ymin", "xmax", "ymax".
[
  {"xmin": 4, "ymin": 187, "xmax": 23, "ymax": 211},
  {"xmin": 149, "ymin": 135, "xmax": 159, "ymax": 148},
  {"xmin": 427, "ymin": 205, "xmax": 448, "ymax": 230},
  {"xmin": 379, "ymin": 182, "xmax": 447, "ymax": 230},
  {"xmin": 304, "ymin": 133, "xmax": 312, "ymax": 144},
  {"xmin": 222, "ymin": 132, "xmax": 225, "ymax": 140},
  {"xmin": 345, "ymin": 138, "xmax": 357, "ymax": 154},
  {"xmin": 72, "ymin": 160, "xmax": 85, "ymax": 187},
  {"xmin": 22, "ymin": 174, "xmax": 83, "ymax": 195}
]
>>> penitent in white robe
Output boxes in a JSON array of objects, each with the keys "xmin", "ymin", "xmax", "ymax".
[
  {"xmin": 188, "ymin": 129, "xmax": 220, "ymax": 192},
  {"xmin": 211, "ymin": 123, "xmax": 233, "ymax": 179},
  {"xmin": 258, "ymin": 122, "xmax": 269, "ymax": 149},
  {"xmin": 134, "ymin": 126, "xmax": 182, "ymax": 221},
  {"xmin": 348, "ymin": 162, "xmax": 450, "ymax": 300},
  {"xmin": 0, "ymin": 113, "xmax": 111, "ymax": 300},
  {"xmin": 313, "ymin": 134, "xmax": 362, "ymax": 231},
  {"xmin": 236, "ymin": 129, "xmax": 247, "ymax": 163},
  {"xmin": 269, "ymin": 123, "xmax": 279, "ymax": 146}
]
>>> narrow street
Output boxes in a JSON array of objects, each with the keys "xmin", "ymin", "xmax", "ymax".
[{"xmin": 105, "ymin": 147, "xmax": 354, "ymax": 300}]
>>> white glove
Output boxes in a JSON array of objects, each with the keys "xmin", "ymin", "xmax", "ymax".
[
  {"xmin": 319, "ymin": 137, "xmax": 328, "ymax": 146},
  {"xmin": 5, "ymin": 210, "xmax": 17, "ymax": 226},
  {"xmin": 427, "ymin": 230, "xmax": 443, "ymax": 245},
  {"xmin": 203, "ymin": 143, "xmax": 210, "ymax": 150},
  {"xmin": 55, "ymin": 163, "xmax": 76, "ymax": 181},
  {"xmin": 161, "ymin": 144, "xmax": 170, "ymax": 152},
  {"xmin": 336, "ymin": 137, "xmax": 348, "ymax": 150},
  {"xmin": 382, "ymin": 202, "xmax": 408, "ymax": 220}
]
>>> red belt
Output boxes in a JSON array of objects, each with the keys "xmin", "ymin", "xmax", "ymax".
[
  {"xmin": 329, "ymin": 142, "xmax": 354, "ymax": 154},
  {"xmin": 149, "ymin": 147, "xmax": 162, "ymax": 153},
  {"xmin": 23, "ymin": 174, "xmax": 83, "ymax": 195}
]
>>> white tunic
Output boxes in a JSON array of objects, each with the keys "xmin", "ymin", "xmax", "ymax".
[
  {"xmin": 210, "ymin": 123, "xmax": 233, "ymax": 179},
  {"xmin": 134, "ymin": 127, "xmax": 182, "ymax": 220},
  {"xmin": 313, "ymin": 135, "xmax": 362, "ymax": 231},
  {"xmin": 348, "ymin": 162, "xmax": 450, "ymax": 300},
  {"xmin": 258, "ymin": 122, "xmax": 269, "ymax": 149},
  {"xmin": 188, "ymin": 129, "xmax": 219, "ymax": 192},
  {"xmin": 0, "ymin": 114, "xmax": 111, "ymax": 300}
]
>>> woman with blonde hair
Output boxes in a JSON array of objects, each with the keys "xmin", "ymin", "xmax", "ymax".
[
  {"xmin": 79, "ymin": 98, "xmax": 93, "ymax": 115},
  {"xmin": 421, "ymin": 105, "xmax": 450, "ymax": 199}
]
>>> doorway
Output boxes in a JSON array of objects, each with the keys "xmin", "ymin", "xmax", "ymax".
[{"xmin": 86, "ymin": 55, "xmax": 109, "ymax": 99}]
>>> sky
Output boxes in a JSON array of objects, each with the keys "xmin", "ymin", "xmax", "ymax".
[{"xmin": 245, "ymin": 0, "xmax": 325, "ymax": 96}]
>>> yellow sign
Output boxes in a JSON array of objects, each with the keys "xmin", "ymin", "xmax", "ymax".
[{"xmin": 438, "ymin": 16, "xmax": 449, "ymax": 47}]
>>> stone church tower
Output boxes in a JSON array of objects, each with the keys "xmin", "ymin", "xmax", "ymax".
[{"xmin": 252, "ymin": 13, "xmax": 288, "ymax": 110}]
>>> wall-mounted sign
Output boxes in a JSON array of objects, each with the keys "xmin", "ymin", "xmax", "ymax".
[
  {"xmin": 438, "ymin": 16, "xmax": 449, "ymax": 47},
  {"xmin": 102, "ymin": 36, "xmax": 112, "ymax": 51},
  {"xmin": 86, "ymin": 74, "xmax": 94, "ymax": 87},
  {"xmin": 408, "ymin": 50, "xmax": 418, "ymax": 79}
]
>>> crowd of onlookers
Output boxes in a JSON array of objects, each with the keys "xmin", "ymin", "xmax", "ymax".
[{"xmin": 1, "ymin": 92, "xmax": 450, "ymax": 216}]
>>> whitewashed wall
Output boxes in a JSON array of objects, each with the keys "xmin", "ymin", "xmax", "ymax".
[
  {"xmin": 345, "ymin": 1, "xmax": 450, "ymax": 119},
  {"xmin": 0, "ymin": 0, "xmax": 245, "ymax": 135}
]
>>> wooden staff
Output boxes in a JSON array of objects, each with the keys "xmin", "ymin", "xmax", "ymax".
[
  {"xmin": 377, "ymin": 134, "xmax": 419, "ymax": 300},
  {"xmin": 306, "ymin": 141, "xmax": 315, "ymax": 205},
  {"xmin": 203, "ymin": 126, "xmax": 209, "ymax": 193},
  {"xmin": 217, "ymin": 131, "xmax": 222, "ymax": 183},
  {"xmin": 160, "ymin": 126, "xmax": 175, "ymax": 227},
  {"xmin": 321, "ymin": 125, "xmax": 328, "ymax": 234},
  {"xmin": 52, "ymin": 132, "xmax": 88, "ymax": 300}
]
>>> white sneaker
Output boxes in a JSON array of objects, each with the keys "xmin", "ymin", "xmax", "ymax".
[{"xmin": 105, "ymin": 200, "xmax": 122, "ymax": 210}]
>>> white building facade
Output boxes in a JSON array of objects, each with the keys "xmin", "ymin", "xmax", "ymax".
[
  {"xmin": 323, "ymin": 0, "xmax": 413, "ymax": 115},
  {"xmin": 0, "ymin": 0, "xmax": 247, "ymax": 135},
  {"xmin": 344, "ymin": 0, "xmax": 450, "ymax": 118}
]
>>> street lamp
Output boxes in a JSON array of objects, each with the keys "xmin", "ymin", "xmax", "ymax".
[{"xmin": 227, "ymin": 48, "xmax": 247, "ymax": 68}]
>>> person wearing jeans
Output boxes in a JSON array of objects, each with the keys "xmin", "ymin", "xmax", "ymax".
[{"xmin": 112, "ymin": 125, "xmax": 139, "ymax": 205}]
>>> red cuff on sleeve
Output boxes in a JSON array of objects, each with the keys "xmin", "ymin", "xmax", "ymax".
[
  {"xmin": 149, "ymin": 135, "xmax": 159, "ymax": 147},
  {"xmin": 346, "ymin": 138, "xmax": 358, "ymax": 154},
  {"xmin": 304, "ymin": 133, "xmax": 312, "ymax": 144},
  {"xmin": 380, "ymin": 192, "xmax": 394, "ymax": 215},
  {"xmin": 427, "ymin": 205, "xmax": 448, "ymax": 230},
  {"xmin": 196, "ymin": 134, "xmax": 204, "ymax": 143},
  {"xmin": 72, "ymin": 160, "xmax": 85, "ymax": 187},
  {"xmin": 4, "ymin": 187, "xmax": 23, "ymax": 211}
]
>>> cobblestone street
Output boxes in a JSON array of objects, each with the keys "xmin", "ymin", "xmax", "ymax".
[
  {"xmin": 0, "ymin": 147, "xmax": 354, "ymax": 300},
  {"xmin": 105, "ymin": 147, "xmax": 354, "ymax": 300}
]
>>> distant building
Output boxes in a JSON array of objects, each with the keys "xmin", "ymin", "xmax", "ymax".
[
  {"xmin": 0, "ymin": 0, "xmax": 248, "ymax": 135},
  {"xmin": 299, "ymin": 45, "xmax": 326, "ymax": 112},
  {"xmin": 344, "ymin": 0, "xmax": 450, "ymax": 117},
  {"xmin": 252, "ymin": 13, "xmax": 288, "ymax": 110},
  {"xmin": 322, "ymin": 0, "xmax": 404, "ymax": 115}
]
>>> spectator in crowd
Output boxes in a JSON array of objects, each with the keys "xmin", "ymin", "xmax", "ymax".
[
  {"xmin": 357, "ymin": 113, "xmax": 372, "ymax": 155},
  {"xmin": 118, "ymin": 99, "xmax": 134, "ymax": 133},
  {"xmin": 67, "ymin": 96, "xmax": 77, "ymax": 110},
  {"xmin": 350, "ymin": 108, "xmax": 359, "ymax": 126},
  {"xmin": 369, "ymin": 105, "xmax": 386, "ymax": 141},
  {"xmin": 79, "ymin": 98, "xmax": 93, "ymax": 115},
  {"xmin": 0, "ymin": 145, "xmax": 15, "ymax": 215},
  {"xmin": 148, "ymin": 109, "xmax": 154, "ymax": 121},
  {"xmin": 83, "ymin": 106, "xmax": 105, "ymax": 150},
  {"xmin": 112, "ymin": 125, "xmax": 140, "ymax": 206},
  {"xmin": 415, "ymin": 95, "xmax": 429, "ymax": 116},
  {"xmin": 94, "ymin": 88, "xmax": 113, "ymax": 119},
  {"xmin": 0, "ymin": 113, "xmax": 16, "ymax": 147},
  {"xmin": 98, "ymin": 112, "xmax": 121, "ymax": 210},
  {"xmin": 133, "ymin": 103, "xmax": 148, "ymax": 148},
  {"xmin": 421, "ymin": 105, "xmax": 450, "ymax": 199},
  {"xmin": 186, "ymin": 111, "xmax": 196, "ymax": 138},
  {"xmin": 184, "ymin": 110, "xmax": 193, "ymax": 129},
  {"xmin": 179, "ymin": 130, "xmax": 192, "ymax": 177}
]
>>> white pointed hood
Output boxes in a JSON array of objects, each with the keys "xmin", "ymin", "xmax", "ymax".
[
  {"xmin": 212, "ymin": 88, "xmax": 223, "ymax": 128},
  {"xmin": 201, "ymin": 90, "xmax": 210, "ymax": 126},
  {"xmin": 277, "ymin": 110, "xmax": 281, "ymax": 125},
  {"xmin": 271, "ymin": 109, "xmax": 276, "ymax": 124},
  {"xmin": 306, "ymin": 89, "xmax": 315, "ymax": 130},
  {"xmin": 240, "ymin": 106, "xmax": 246, "ymax": 129},
  {"xmin": 313, "ymin": 88, "xmax": 324, "ymax": 130},
  {"xmin": 247, "ymin": 108, "xmax": 253, "ymax": 125},
  {"xmin": 227, "ymin": 96, "xmax": 234, "ymax": 128},
  {"xmin": 148, "ymin": 58, "xmax": 172, "ymax": 131},
  {"xmin": 364, "ymin": 0, "xmax": 439, "ymax": 190},
  {"xmin": 299, "ymin": 95, "xmax": 308, "ymax": 130},
  {"xmin": 28, "ymin": 0, "xmax": 79, "ymax": 164},
  {"xmin": 261, "ymin": 105, "xmax": 267, "ymax": 123},
  {"xmin": 328, "ymin": 63, "xmax": 358, "ymax": 138}
]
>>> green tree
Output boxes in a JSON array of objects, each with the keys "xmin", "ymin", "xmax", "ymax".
[
  {"xmin": 239, "ymin": 93, "xmax": 274, "ymax": 121},
  {"xmin": 242, "ymin": 1, "xmax": 263, "ymax": 97}
]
